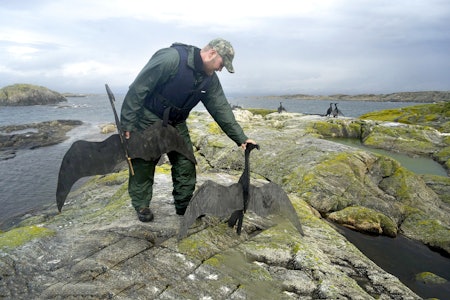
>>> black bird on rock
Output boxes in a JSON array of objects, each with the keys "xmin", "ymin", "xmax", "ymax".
[
  {"xmin": 332, "ymin": 103, "xmax": 344, "ymax": 118},
  {"xmin": 278, "ymin": 102, "xmax": 287, "ymax": 113},
  {"xmin": 325, "ymin": 103, "xmax": 333, "ymax": 117},
  {"xmin": 178, "ymin": 144, "xmax": 304, "ymax": 239}
]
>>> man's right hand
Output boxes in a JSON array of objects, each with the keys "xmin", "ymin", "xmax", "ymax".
[{"xmin": 124, "ymin": 131, "xmax": 131, "ymax": 139}]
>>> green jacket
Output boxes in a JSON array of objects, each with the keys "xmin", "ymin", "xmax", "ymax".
[{"xmin": 120, "ymin": 45, "xmax": 248, "ymax": 146}]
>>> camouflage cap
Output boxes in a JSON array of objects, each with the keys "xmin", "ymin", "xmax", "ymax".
[{"xmin": 208, "ymin": 38, "xmax": 235, "ymax": 73}]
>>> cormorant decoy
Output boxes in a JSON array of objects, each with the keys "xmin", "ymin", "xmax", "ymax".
[
  {"xmin": 57, "ymin": 86, "xmax": 197, "ymax": 212},
  {"xmin": 178, "ymin": 144, "xmax": 304, "ymax": 239}
]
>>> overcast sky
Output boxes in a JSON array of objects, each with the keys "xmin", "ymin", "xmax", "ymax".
[{"xmin": 0, "ymin": 0, "xmax": 449, "ymax": 96}]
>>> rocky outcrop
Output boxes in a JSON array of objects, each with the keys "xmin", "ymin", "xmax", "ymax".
[
  {"xmin": 0, "ymin": 84, "xmax": 67, "ymax": 106},
  {"xmin": 0, "ymin": 120, "xmax": 83, "ymax": 160},
  {"xmin": 359, "ymin": 102, "xmax": 450, "ymax": 170},
  {"xmin": 1, "ymin": 106, "xmax": 449, "ymax": 298},
  {"xmin": 360, "ymin": 101, "xmax": 450, "ymax": 133},
  {"xmin": 0, "ymin": 170, "xmax": 420, "ymax": 299},
  {"xmin": 304, "ymin": 102, "xmax": 450, "ymax": 172}
]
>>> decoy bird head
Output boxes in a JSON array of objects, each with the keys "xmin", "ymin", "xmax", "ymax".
[{"xmin": 245, "ymin": 143, "xmax": 260, "ymax": 155}]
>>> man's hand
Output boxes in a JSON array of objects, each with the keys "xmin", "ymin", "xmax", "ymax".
[
  {"xmin": 241, "ymin": 139, "xmax": 257, "ymax": 150},
  {"xmin": 124, "ymin": 131, "xmax": 131, "ymax": 139}
]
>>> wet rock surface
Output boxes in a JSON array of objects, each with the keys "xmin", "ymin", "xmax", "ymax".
[
  {"xmin": 0, "ymin": 120, "xmax": 82, "ymax": 160},
  {"xmin": 0, "ymin": 171, "xmax": 420, "ymax": 299}
]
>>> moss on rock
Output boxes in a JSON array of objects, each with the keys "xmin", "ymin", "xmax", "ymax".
[
  {"xmin": 362, "ymin": 124, "xmax": 440, "ymax": 156},
  {"xmin": 311, "ymin": 119, "xmax": 362, "ymax": 139},
  {"xmin": 415, "ymin": 272, "xmax": 447, "ymax": 284},
  {"xmin": 360, "ymin": 102, "xmax": 450, "ymax": 133},
  {"xmin": 421, "ymin": 174, "xmax": 450, "ymax": 205},
  {"xmin": 207, "ymin": 122, "xmax": 223, "ymax": 135},
  {"xmin": 0, "ymin": 225, "xmax": 55, "ymax": 250},
  {"xmin": 156, "ymin": 163, "xmax": 171, "ymax": 175},
  {"xmin": 401, "ymin": 211, "xmax": 450, "ymax": 254},
  {"xmin": 328, "ymin": 206, "xmax": 397, "ymax": 237},
  {"xmin": 247, "ymin": 108, "xmax": 277, "ymax": 117}
]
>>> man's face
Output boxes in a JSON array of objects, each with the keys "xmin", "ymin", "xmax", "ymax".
[{"xmin": 203, "ymin": 49, "xmax": 224, "ymax": 76}]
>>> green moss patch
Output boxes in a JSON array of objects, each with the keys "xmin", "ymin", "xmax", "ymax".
[
  {"xmin": 328, "ymin": 206, "xmax": 397, "ymax": 237},
  {"xmin": 0, "ymin": 225, "xmax": 55, "ymax": 250},
  {"xmin": 247, "ymin": 108, "xmax": 276, "ymax": 117},
  {"xmin": 156, "ymin": 163, "xmax": 171, "ymax": 174},
  {"xmin": 360, "ymin": 102, "xmax": 450, "ymax": 132},
  {"xmin": 312, "ymin": 119, "xmax": 361, "ymax": 138},
  {"xmin": 415, "ymin": 272, "xmax": 447, "ymax": 284},
  {"xmin": 207, "ymin": 122, "xmax": 223, "ymax": 135},
  {"xmin": 401, "ymin": 211, "xmax": 450, "ymax": 253}
]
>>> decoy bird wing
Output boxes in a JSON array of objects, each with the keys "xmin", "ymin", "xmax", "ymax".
[
  {"xmin": 127, "ymin": 121, "xmax": 196, "ymax": 164},
  {"xmin": 248, "ymin": 182, "xmax": 304, "ymax": 236},
  {"xmin": 56, "ymin": 134, "xmax": 123, "ymax": 212},
  {"xmin": 178, "ymin": 181, "xmax": 244, "ymax": 239}
]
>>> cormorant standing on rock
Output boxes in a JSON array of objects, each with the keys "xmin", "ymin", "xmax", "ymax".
[
  {"xmin": 332, "ymin": 103, "xmax": 344, "ymax": 118},
  {"xmin": 326, "ymin": 103, "xmax": 333, "ymax": 117},
  {"xmin": 278, "ymin": 102, "xmax": 287, "ymax": 113}
]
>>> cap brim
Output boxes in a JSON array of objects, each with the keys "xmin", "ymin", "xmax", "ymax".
[{"xmin": 224, "ymin": 59, "xmax": 234, "ymax": 73}]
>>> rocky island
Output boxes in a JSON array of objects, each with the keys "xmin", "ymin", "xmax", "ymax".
[
  {"xmin": 0, "ymin": 83, "xmax": 67, "ymax": 106},
  {"xmin": 0, "ymin": 102, "xmax": 449, "ymax": 299}
]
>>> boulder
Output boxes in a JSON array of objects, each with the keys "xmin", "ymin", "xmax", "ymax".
[
  {"xmin": 415, "ymin": 272, "xmax": 447, "ymax": 285},
  {"xmin": 0, "ymin": 84, "xmax": 67, "ymax": 106},
  {"xmin": 100, "ymin": 123, "xmax": 117, "ymax": 134}
]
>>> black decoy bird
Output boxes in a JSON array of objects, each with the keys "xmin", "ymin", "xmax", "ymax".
[
  {"xmin": 56, "ymin": 120, "xmax": 196, "ymax": 212},
  {"xmin": 178, "ymin": 144, "xmax": 304, "ymax": 239}
]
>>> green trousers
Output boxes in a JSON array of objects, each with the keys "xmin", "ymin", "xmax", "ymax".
[{"xmin": 128, "ymin": 108, "xmax": 196, "ymax": 213}]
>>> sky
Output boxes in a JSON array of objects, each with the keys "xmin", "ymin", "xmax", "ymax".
[{"xmin": 0, "ymin": 0, "xmax": 449, "ymax": 96}]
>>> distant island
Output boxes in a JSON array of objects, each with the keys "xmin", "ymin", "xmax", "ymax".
[
  {"xmin": 264, "ymin": 91, "xmax": 450, "ymax": 103},
  {"xmin": 0, "ymin": 83, "xmax": 67, "ymax": 106}
]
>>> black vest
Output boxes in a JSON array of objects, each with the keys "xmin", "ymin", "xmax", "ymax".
[{"xmin": 144, "ymin": 44, "xmax": 211, "ymax": 124}]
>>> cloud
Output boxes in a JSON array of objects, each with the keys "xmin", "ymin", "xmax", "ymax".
[{"xmin": 0, "ymin": 0, "xmax": 449, "ymax": 94}]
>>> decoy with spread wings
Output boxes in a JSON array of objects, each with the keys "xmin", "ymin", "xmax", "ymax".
[
  {"xmin": 178, "ymin": 144, "xmax": 304, "ymax": 239},
  {"xmin": 56, "ymin": 85, "xmax": 196, "ymax": 212}
]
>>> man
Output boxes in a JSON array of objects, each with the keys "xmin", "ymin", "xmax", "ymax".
[{"xmin": 120, "ymin": 38, "xmax": 256, "ymax": 222}]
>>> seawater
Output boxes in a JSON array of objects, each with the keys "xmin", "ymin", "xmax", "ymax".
[
  {"xmin": 328, "ymin": 138, "xmax": 448, "ymax": 177},
  {"xmin": 339, "ymin": 225, "xmax": 450, "ymax": 299},
  {"xmin": 0, "ymin": 95, "xmax": 426, "ymax": 228}
]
